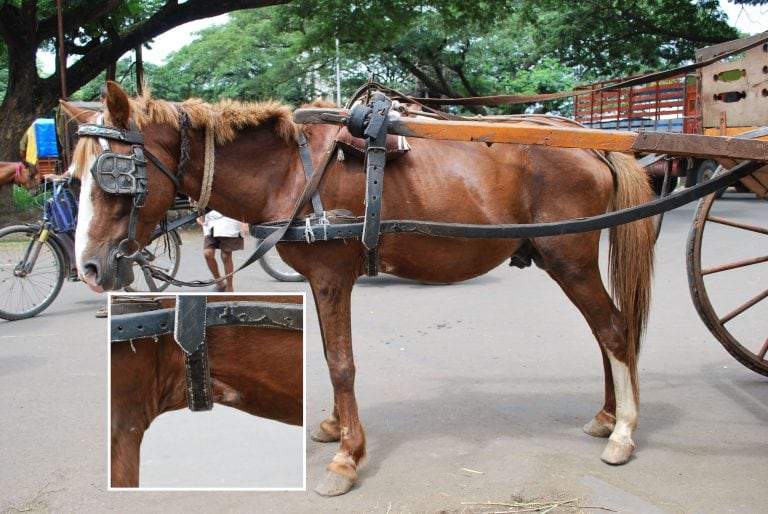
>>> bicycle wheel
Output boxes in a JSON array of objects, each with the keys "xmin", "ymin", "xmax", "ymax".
[
  {"xmin": 255, "ymin": 239, "xmax": 305, "ymax": 282},
  {"xmin": 124, "ymin": 229, "xmax": 182, "ymax": 292},
  {"xmin": 0, "ymin": 224, "xmax": 66, "ymax": 320}
]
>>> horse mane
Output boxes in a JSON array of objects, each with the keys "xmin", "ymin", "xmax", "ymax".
[
  {"xmin": 68, "ymin": 93, "xmax": 299, "ymax": 181},
  {"xmin": 130, "ymin": 91, "xmax": 300, "ymax": 145}
]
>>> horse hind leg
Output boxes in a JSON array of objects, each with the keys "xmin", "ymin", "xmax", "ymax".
[
  {"xmin": 539, "ymin": 252, "xmax": 638, "ymax": 465},
  {"xmin": 582, "ymin": 349, "xmax": 616, "ymax": 438}
]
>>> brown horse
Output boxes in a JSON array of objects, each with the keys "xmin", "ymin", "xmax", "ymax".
[
  {"xmin": 0, "ymin": 160, "xmax": 40, "ymax": 191},
  {"xmin": 66, "ymin": 82, "xmax": 655, "ymax": 496},
  {"xmin": 110, "ymin": 294, "xmax": 304, "ymax": 488}
]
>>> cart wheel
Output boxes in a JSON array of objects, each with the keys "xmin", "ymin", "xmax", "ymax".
[
  {"xmin": 686, "ymin": 183, "xmax": 768, "ymax": 377},
  {"xmin": 124, "ymin": 229, "xmax": 181, "ymax": 292}
]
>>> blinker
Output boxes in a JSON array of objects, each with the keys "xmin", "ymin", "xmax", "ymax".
[{"xmin": 90, "ymin": 145, "xmax": 148, "ymax": 197}]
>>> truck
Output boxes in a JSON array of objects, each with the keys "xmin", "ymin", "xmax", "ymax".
[{"xmin": 573, "ymin": 32, "xmax": 768, "ymax": 195}]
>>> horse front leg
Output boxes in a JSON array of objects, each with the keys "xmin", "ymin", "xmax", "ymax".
[
  {"xmin": 310, "ymin": 402, "xmax": 341, "ymax": 443},
  {"xmin": 309, "ymin": 276, "xmax": 366, "ymax": 496},
  {"xmin": 110, "ymin": 424, "xmax": 142, "ymax": 487}
]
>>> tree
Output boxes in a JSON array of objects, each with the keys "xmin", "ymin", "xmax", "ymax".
[
  {"xmin": 0, "ymin": 0, "xmax": 290, "ymax": 164},
  {"xmin": 273, "ymin": 0, "xmax": 740, "ymax": 111},
  {"xmin": 518, "ymin": 0, "xmax": 740, "ymax": 77},
  {"xmin": 148, "ymin": 9, "xmax": 320, "ymax": 104}
]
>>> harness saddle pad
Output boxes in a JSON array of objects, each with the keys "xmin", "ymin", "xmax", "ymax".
[{"xmin": 335, "ymin": 127, "xmax": 410, "ymax": 162}]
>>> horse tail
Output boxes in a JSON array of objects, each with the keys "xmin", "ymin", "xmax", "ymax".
[{"xmin": 606, "ymin": 152, "xmax": 656, "ymax": 400}]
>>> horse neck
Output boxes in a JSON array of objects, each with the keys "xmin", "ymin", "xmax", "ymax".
[
  {"xmin": 179, "ymin": 122, "xmax": 336, "ymax": 223},
  {"xmin": 0, "ymin": 162, "xmax": 16, "ymax": 186}
]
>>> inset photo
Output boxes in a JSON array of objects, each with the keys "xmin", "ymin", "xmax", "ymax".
[{"xmin": 108, "ymin": 293, "xmax": 305, "ymax": 490}]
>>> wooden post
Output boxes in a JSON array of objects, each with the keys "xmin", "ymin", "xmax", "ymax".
[
  {"xmin": 135, "ymin": 46, "xmax": 144, "ymax": 96},
  {"xmin": 56, "ymin": 0, "xmax": 66, "ymax": 98}
]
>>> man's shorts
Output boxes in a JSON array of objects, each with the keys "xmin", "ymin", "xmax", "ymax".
[{"xmin": 203, "ymin": 235, "xmax": 244, "ymax": 252}]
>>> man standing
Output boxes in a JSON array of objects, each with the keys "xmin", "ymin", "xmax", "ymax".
[{"xmin": 197, "ymin": 210, "xmax": 247, "ymax": 292}]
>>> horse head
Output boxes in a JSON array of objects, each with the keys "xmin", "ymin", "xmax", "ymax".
[
  {"xmin": 62, "ymin": 82, "xmax": 180, "ymax": 291},
  {"xmin": 18, "ymin": 160, "xmax": 41, "ymax": 192}
]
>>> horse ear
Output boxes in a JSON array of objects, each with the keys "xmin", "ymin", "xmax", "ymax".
[
  {"xmin": 105, "ymin": 81, "xmax": 132, "ymax": 129},
  {"xmin": 58, "ymin": 100, "xmax": 93, "ymax": 125}
]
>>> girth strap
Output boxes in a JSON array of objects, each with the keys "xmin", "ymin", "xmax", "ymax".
[
  {"xmin": 355, "ymin": 92, "xmax": 392, "ymax": 276},
  {"xmin": 175, "ymin": 296, "xmax": 212, "ymax": 411}
]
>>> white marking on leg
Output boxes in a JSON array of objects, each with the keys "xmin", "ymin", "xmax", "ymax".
[{"xmin": 606, "ymin": 353, "xmax": 637, "ymax": 448}]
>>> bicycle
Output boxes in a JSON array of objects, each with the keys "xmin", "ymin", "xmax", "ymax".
[
  {"xmin": 0, "ymin": 178, "xmax": 183, "ymax": 320},
  {"xmin": 253, "ymin": 237, "xmax": 305, "ymax": 282}
]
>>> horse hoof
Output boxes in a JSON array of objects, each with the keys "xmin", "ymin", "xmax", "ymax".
[
  {"xmin": 583, "ymin": 418, "xmax": 613, "ymax": 438},
  {"xmin": 314, "ymin": 471, "xmax": 356, "ymax": 496},
  {"xmin": 601, "ymin": 439, "xmax": 635, "ymax": 465},
  {"xmin": 310, "ymin": 425, "xmax": 340, "ymax": 443}
]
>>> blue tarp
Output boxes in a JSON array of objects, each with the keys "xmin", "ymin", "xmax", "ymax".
[{"xmin": 33, "ymin": 118, "xmax": 58, "ymax": 158}]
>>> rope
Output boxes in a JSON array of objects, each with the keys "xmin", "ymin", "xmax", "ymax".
[{"xmin": 196, "ymin": 121, "xmax": 216, "ymax": 210}]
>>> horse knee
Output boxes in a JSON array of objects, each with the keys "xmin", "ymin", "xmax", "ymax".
[{"xmin": 327, "ymin": 361, "xmax": 356, "ymax": 390}]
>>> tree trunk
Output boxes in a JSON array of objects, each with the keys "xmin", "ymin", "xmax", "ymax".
[{"xmin": 0, "ymin": 184, "xmax": 13, "ymax": 214}]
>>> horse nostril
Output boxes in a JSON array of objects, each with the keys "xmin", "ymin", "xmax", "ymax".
[{"xmin": 83, "ymin": 260, "xmax": 102, "ymax": 284}]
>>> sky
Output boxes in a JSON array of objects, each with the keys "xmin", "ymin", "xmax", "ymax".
[{"xmin": 141, "ymin": 14, "xmax": 228, "ymax": 65}]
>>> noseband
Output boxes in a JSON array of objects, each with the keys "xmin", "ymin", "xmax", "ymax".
[
  {"xmin": 14, "ymin": 161, "xmax": 35, "ymax": 188},
  {"xmin": 77, "ymin": 114, "xmax": 183, "ymax": 259}
]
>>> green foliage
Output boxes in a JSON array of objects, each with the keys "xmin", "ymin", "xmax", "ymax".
[
  {"xmin": 519, "ymin": 0, "xmax": 740, "ymax": 78},
  {"xmin": 12, "ymin": 185, "xmax": 41, "ymax": 211},
  {"xmin": 148, "ymin": 9, "xmax": 319, "ymax": 104}
]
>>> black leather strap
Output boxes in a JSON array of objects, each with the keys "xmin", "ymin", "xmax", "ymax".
[
  {"xmin": 361, "ymin": 93, "xmax": 391, "ymax": 276},
  {"xmin": 111, "ymin": 301, "xmax": 303, "ymax": 341},
  {"xmin": 174, "ymin": 296, "xmax": 211, "ymax": 411},
  {"xmin": 251, "ymin": 159, "xmax": 764, "ymax": 242},
  {"xmin": 184, "ymin": 347, "xmax": 212, "ymax": 411}
]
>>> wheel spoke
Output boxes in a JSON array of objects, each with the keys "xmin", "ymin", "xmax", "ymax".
[
  {"xmin": 701, "ymin": 254, "xmax": 768, "ymax": 275},
  {"xmin": 706, "ymin": 215, "xmax": 768, "ymax": 235},
  {"xmin": 720, "ymin": 289, "xmax": 768, "ymax": 324},
  {"xmin": 758, "ymin": 338, "xmax": 768, "ymax": 360}
]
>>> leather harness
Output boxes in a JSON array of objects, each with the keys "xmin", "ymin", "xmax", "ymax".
[
  {"xmin": 111, "ymin": 297, "xmax": 303, "ymax": 411},
  {"xmin": 78, "ymin": 87, "xmax": 765, "ymax": 286}
]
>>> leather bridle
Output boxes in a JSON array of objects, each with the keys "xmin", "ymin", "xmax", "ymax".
[{"xmin": 77, "ymin": 113, "xmax": 183, "ymax": 259}]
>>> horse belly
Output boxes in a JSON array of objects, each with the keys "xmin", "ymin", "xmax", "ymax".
[{"xmin": 378, "ymin": 235, "xmax": 521, "ymax": 284}]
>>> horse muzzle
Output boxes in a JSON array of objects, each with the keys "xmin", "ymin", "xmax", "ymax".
[{"xmin": 81, "ymin": 247, "xmax": 135, "ymax": 292}]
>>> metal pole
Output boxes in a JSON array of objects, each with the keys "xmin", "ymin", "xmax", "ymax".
[{"xmin": 56, "ymin": 0, "xmax": 67, "ymax": 97}]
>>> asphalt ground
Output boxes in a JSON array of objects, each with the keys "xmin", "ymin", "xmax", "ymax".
[{"xmin": 1, "ymin": 192, "xmax": 765, "ymax": 513}]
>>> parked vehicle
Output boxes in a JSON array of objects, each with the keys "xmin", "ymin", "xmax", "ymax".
[{"xmin": 573, "ymin": 32, "xmax": 768, "ymax": 194}]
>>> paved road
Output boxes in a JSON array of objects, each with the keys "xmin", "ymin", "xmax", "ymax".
[{"xmin": 1, "ymin": 193, "xmax": 765, "ymax": 513}]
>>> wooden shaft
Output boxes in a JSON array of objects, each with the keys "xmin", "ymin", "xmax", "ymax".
[{"xmin": 294, "ymin": 108, "xmax": 768, "ymax": 162}]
